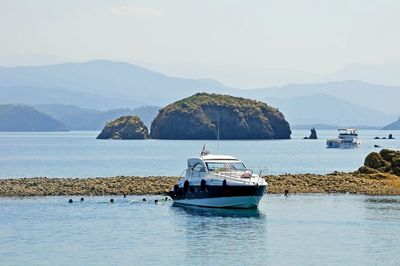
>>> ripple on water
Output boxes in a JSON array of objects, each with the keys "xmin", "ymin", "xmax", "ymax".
[{"xmin": 1, "ymin": 194, "xmax": 400, "ymax": 265}]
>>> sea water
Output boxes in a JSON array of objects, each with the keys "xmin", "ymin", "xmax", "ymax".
[
  {"xmin": 1, "ymin": 130, "xmax": 400, "ymax": 265},
  {"xmin": 0, "ymin": 195, "xmax": 400, "ymax": 265},
  {"xmin": 0, "ymin": 130, "xmax": 399, "ymax": 178}
]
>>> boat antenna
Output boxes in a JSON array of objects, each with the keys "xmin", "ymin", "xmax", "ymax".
[{"xmin": 217, "ymin": 117, "xmax": 220, "ymax": 154}]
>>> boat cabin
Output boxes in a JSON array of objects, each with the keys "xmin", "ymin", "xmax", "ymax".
[
  {"xmin": 186, "ymin": 154, "xmax": 247, "ymax": 178},
  {"xmin": 338, "ymin": 128, "xmax": 358, "ymax": 139}
]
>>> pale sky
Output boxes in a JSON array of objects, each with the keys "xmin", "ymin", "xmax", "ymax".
[{"xmin": 1, "ymin": 0, "xmax": 400, "ymax": 87}]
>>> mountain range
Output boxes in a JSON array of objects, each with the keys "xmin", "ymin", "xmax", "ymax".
[
  {"xmin": 0, "ymin": 60, "xmax": 230, "ymax": 109},
  {"xmin": 0, "ymin": 105, "xmax": 67, "ymax": 132},
  {"xmin": 0, "ymin": 60, "xmax": 399, "ymax": 127},
  {"xmin": 33, "ymin": 105, "xmax": 160, "ymax": 130}
]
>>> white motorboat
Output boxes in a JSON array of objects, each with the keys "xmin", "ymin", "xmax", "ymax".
[
  {"xmin": 326, "ymin": 128, "xmax": 361, "ymax": 148},
  {"xmin": 169, "ymin": 148, "xmax": 267, "ymax": 209}
]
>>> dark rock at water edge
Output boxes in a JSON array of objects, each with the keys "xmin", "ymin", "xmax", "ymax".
[
  {"xmin": 360, "ymin": 149, "xmax": 400, "ymax": 176},
  {"xmin": 150, "ymin": 93, "xmax": 291, "ymax": 140},
  {"xmin": 304, "ymin": 128, "xmax": 317, "ymax": 139},
  {"xmin": 97, "ymin": 116, "xmax": 149, "ymax": 140}
]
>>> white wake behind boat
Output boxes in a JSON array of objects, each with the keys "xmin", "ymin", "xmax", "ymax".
[{"xmin": 169, "ymin": 148, "xmax": 267, "ymax": 209}]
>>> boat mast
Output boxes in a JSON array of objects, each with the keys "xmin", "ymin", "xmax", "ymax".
[{"xmin": 217, "ymin": 117, "xmax": 220, "ymax": 154}]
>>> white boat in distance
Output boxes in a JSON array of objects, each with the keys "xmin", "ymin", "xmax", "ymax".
[
  {"xmin": 326, "ymin": 128, "xmax": 361, "ymax": 148},
  {"xmin": 169, "ymin": 148, "xmax": 267, "ymax": 209}
]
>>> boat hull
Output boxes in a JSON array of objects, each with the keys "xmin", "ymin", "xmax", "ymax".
[
  {"xmin": 169, "ymin": 184, "xmax": 267, "ymax": 209},
  {"xmin": 326, "ymin": 140, "xmax": 361, "ymax": 149},
  {"xmin": 173, "ymin": 195, "xmax": 263, "ymax": 209}
]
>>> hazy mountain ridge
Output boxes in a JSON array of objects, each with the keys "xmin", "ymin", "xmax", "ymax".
[
  {"xmin": 382, "ymin": 118, "xmax": 400, "ymax": 130},
  {"xmin": 33, "ymin": 104, "xmax": 160, "ymax": 130},
  {"xmin": 245, "ymin": 80, "xmax": 400, "ymax": 115},
  {"xmin": 0, "ymin": 60, "xmax": 398, "ymax": 127},
  {"xmin": 0, "ymin": 105, "xmax": 67, "ymax": 132},
  {"xmin": 0, "ymin": 60, "xmax": 231, "ymax": 108},
  {"xmin": 265, "ymin": 93, "xmax": 396, "ymax": 127}
]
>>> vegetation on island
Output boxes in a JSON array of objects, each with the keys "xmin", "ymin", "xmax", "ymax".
[
  {"xmin": 96, "ymin": 116, "xmax": 149, "ymax": 140},
  {"xmin": 150, "ymin": 93, "xmax": 291, "ymax": 139}
]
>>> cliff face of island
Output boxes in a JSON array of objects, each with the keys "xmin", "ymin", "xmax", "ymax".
[
  {"xmin": 96, "ymin": 116, "xmax": 149, "ymax": 140},
  {"xmin": 0, "ymin": 104, "xmax": 67, "ymax": 132},
  {"xmin": 150, "ymin": 93, "xmax": 291, "ymax": 139}
]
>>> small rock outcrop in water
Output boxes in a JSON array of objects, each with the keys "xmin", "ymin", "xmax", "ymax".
[
  {"xmin": 97, "ymin": 116, "xmax": 149, "ymax": 139},
  {"xmin": 304, "ymin": 128, "xmax": 317, "ymax": 139},
  {"xmin": 150, "ymin": 93, "xmax": 291, "ymax": 139},
  {"xmin": 359, "ymin": 149, "xmax": 400, "ymax": 176}
]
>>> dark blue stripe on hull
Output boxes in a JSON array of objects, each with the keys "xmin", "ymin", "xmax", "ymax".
[{"xmin": 169, "ymin": 185, "xmax": 267, "ymax": 200}]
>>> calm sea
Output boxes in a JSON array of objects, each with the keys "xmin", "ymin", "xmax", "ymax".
[
  {"xmin": 1, "ymin": 130, "xmax": 400, "ymax": 265},
  {"xmin": 1, "ymin": 194, "xmax": 400, "ymax": 265},
  {"xmin": 0, "ymin": 130, "xmax": 399, "ymax": 178}
]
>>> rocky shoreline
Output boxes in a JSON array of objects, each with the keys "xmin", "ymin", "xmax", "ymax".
[{"xmin": 1, "ymin": 172, "xmax": 400, "ymax": 197}]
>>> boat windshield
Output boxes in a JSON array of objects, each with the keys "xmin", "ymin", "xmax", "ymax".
[{"xmin": 206, "ymin": 162, "xmax": 247, "ymax": 172}]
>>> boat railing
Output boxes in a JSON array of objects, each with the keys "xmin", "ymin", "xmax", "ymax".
[
  {"xmin": 185, "ymin": 168, "xmax": 260, "ymax": 185},
  {"xmin": 213, "ymin": 169, "xmax": 258, "ymax": 184}
]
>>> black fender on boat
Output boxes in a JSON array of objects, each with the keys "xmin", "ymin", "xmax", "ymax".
[
  {"xmin": 183, "ymin": 180, "xmax": 190, "ymax": 194},
  {"xmin": 200, "ymin": 179, "xmax": 207, "ymax": 191}
]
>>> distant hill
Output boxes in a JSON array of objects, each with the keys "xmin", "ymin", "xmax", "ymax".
[
  {"xmin": 34, "ymin": 104, "xmax": 160, "ymax": 130},
  {"xmin": 244, "ymin": 80, "xmax": 400, "ymax": 115},
  {"xmin": 326, "ymin": 61, "xmax": 400, "ymax": 87},
  {"xmin": 0, "ymin": 85, "xmax": 132, "ymax": 110},
  {"xmin": 0, "ymin": 60, "xmax": 232, "ymax": 109},
  {"xmin": 0, "ymin": 61, "xmax": 398, "ymax": 127},
  {"xmin": 382, "ymin": 118, "xmax": 400, "ymax": 130},
  {"xmin": 0, "ymin": 105, "xmax": 67, "ymax": 132},
  {"xmin": 291, "ymin": 124, "xmax": 381, "ymax": 130},
  {"xmin": 265, "ymin": 94, "xmax": 396, "ymax": 127}
]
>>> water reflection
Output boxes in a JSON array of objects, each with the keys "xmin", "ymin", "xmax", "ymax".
[
  {"xmin": 365, "ymin": 197, "xmax": 400, "ymax": 204},
  {"xmin": 171, "ymin": 205, "xmax": 268, "ymax": 265},
  {"xmin": 364, "ymin": 196, "xmax": 400, "ymax": 214},
  {"xmin": 172, "ymin": 204, "xmax": 265, "ymax": 219}
]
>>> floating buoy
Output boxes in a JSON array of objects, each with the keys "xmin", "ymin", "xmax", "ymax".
[{"xmin": 68, "ymin": 199, "xmax": 73, "ymax": 203}]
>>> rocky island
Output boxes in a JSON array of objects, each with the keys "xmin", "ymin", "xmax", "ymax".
[
  {"xmin": 150, "ymin": 93, "xmax": 291, "ymax": 139},
  {"xmin": 96, "ymin": 116, "xmax": 149, "ymax": 139},
  {"xmin": 2, "ymin": 149, "xmax": 400, "ymax": 197}
]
